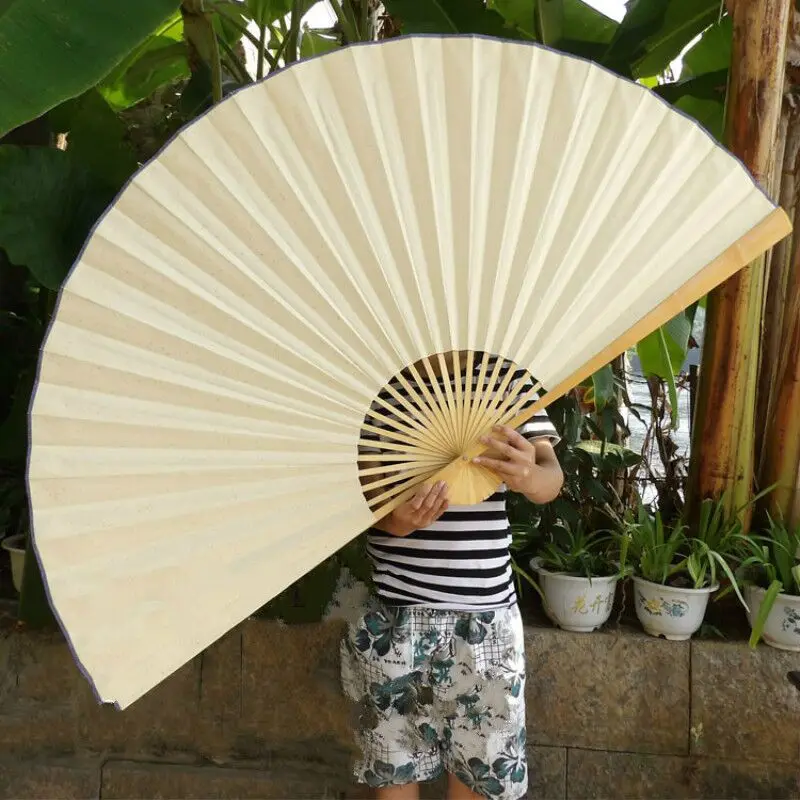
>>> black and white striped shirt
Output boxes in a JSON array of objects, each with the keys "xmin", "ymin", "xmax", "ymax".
[{"xmin": 362, "ymin": 355, "xmax": 560, "ymax": 610}]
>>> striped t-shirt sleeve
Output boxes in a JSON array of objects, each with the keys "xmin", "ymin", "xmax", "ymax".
[{"xmin": 512, "ymin": 375, "xmax": 561, "ymax": 446}]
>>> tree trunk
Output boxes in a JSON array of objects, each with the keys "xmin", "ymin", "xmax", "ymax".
[
  {"xmin": 756, "ymin": 103, "xmax": 795, "ymax": 469},
  {"xmin": 687, "ymin": 0, "xmax": 790, "ymax": 522},
  {"xmin": 759, "ymin": 101, "xmax": 800, "ymax": 526}
]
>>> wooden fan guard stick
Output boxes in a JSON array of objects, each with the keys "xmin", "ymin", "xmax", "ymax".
[{"xmin": 369, "ymin": 206, "xmax": 792, "ymax": 523}]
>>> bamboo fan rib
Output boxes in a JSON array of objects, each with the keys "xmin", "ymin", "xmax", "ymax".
[
  {"xmin": 358, "ymin": 351, "xmax": 538, "ymax": 511},
  {"xmin": 27, "ymin": 35, "xmax": 790, "ymax": 709}
]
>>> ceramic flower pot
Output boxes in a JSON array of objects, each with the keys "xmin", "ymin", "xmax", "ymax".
[
  {"xmin": 633, "ymin": 576, "xmax": 717, "ymax": 641},
  {"xmin": 745, "ymin": 584, "xmax": 800, "ymax": 652},
  {"xmin": 531, "ymin": 558, "xmax": 618, "ymax": 633},
  {"xmin": 1, "ymin": 534, "xmax": 26, "ymax": 593}
]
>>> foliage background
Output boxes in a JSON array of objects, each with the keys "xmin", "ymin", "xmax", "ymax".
[{"xmin": 0, "ymin": 0, "xmax": 756, "ymax": 623}]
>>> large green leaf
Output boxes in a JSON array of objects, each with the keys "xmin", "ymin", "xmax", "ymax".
[
  {"xmin": 654, "ymin": 66, "xmax": 726, "ymax": 140},
  {"xmin": 47, "ymin": 90, "xmax": 138, "ymax": 190},
  {"xmin": 0, "ymin": 0, "xmax": 181, "ymax": 137},
  {"xmin": 0, "ymin": 146, "xmax": 113, "ymax": 289},
  {"xmin": 98, "ymin": 12, "xmax": 188, "ymax": 111},
  {"xmin": 675, "ymin": 94, "xmax": 724, "ymax": 141},
  {"xmin": 244, "ymin": 0, "xmax": 293, "ymax": 27},
  {"xmin": 633, "ymin": 0, "xmax": 720, "ymax": 78},
  {"xmin": 491, "ymin": 0, "xmax": 617, "ymax": 44},
  {"xmin": 561, "ymin": 0, "xmax": 617, "ymax": 44},
  {"xmin": 601, "ymin": 0, "xmax": 720, "ymax": 79},
  {"xmin": 591, "ymin": 364, "xmax": 616, "ymax": 412},
  {"xmin": 300, "ymin": 27, "xmax": 341, "ymax": 59},
  {"xmin": 655, "ymin": 69, "xmax": 728, "ymax": 104},
  {"xmin": 635, "ymin": 307, "xmax": 699, "ymax": 430},
  {"xmin": 536, "ymin": 0, "xmax": 564, "ymax": 45},
  {"xmin": 637, "ymin": 309, "xmax": 695, "ymax": 380},
  {"xmin": 383, "ymin": 0, "xmax": 520, "ymax": 37},
  {"xmin": 491, "ymin": 0, "xmax": 536, "ymax": 38},
  {"xmin": 681, "ymin": 14, "xmax": 731, "ymax": 78}
]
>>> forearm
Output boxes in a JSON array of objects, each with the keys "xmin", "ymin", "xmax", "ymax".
[
  {"xmin": 360, "ymin": 461, "xmax": 413, "ymax": 536},
  {"xmin": 372, "ymin": 513, "xmax": 415, "ymax": 537},
  {"xmin": 519, "ymin": 444, "xmax": 564, "ymax": 504}
]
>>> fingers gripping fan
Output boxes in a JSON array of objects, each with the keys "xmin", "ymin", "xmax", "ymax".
[{"xmin": 29, "ymin": 35, "xmax": 790, "ymax": 708}]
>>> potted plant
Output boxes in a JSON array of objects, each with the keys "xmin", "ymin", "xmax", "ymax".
[
  {"xmin": 737, "ymin": 515, "xmax": 800, "ymax": 651},
  {"xmin": 1, "ymin": 532, "xmax": 26, "ymax": 593},
  {"xmin": 524, "ymin": 519, "xmax": 626, "ymax": 633},
  {"xmin": 0, "ymin": 463, "xmax": 27, "ymax": 594},
  {"xmin": 615, "ymin": 497, "xmax": 746, "ymax": 641}
]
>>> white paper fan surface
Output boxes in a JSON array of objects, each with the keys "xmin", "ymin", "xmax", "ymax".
[{"xmin": 27, "ymin": 35, "xmax": 790, "ymax": 708}]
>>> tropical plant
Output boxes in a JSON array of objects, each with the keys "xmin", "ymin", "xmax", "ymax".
[
  {"xmin": 685, "ymin": 495, "xmax": 751, "ymax": 609},
  {"xmin": 735, "ymin": 514, "xmax": 800, "ymax": 648},
  {"xmin": 533, "ymin": 518, "xmax": 622, "ymax": 580},
  {"xmin": 615, "ymin": 502, "xmax": 689, "ymax": 587},
  {"xmin": 612, "ymin": 494, "xmax": 748, "ymax": 609},
  {"xmin": 0, "ymin": 0, "xmax": 183, "ymax": 138},
  {"xmin": 508, "ymin": 389, "xmax": 641, "ymax": 536}
]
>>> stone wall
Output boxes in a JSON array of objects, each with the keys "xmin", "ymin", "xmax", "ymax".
[{"xmin": 1, "ymin": 612, "xmax": 799, "ymax": 799}]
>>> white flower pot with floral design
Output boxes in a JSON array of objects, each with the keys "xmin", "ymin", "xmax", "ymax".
[
  {"xmin": 745, "ymin": 585, "xmax": 800, "ymax": 652},
  {"xmin": 633, "ymin": 577, "xmax": 717, "ymax": 641},
  {"xmin": 1, "ymin": 534, "xmax": 26, "ymax": 593},
  {"xmin": 530, "ymin": 558, "xmax": 618, "ymax": 633}
]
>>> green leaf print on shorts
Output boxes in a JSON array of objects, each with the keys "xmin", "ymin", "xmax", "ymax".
[
  {"xmin": 454, "ymin": 611, "xmax": 496, "ymax": 645},
  {"xmin": 364, "ymin": 760, "xmax": 417, "ymax": 787},
  {"xmin": 354, "ymin": 606, "xmax": 411, "ymax": 657},
  {"xmin": 455, "ymin": 757, "xmax": 505, "ymax": 796},
  {"xmin": 369, "ymin": 672, "xmax": 434, "ymax": 716},
  {"xmin": 492, "ymin": 728, "xmax": 527, "ymax": 784}
]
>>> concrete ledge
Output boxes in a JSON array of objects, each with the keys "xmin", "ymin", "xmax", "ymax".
[
  {"xmin": 525, "ymin": 626, "xmax": 690, "ymax": 755},
  {"xmin": 240, "ymin": 620, "xmax": 355, "ymax": 748},
  {"xmin": 0, "ymin": 759, "xmax": 100, "ymax": 799},
  {"xmin": 528, "ymin": 745, "xmax": 567, "ymax": 799},
  {"xmin": 1, "ymin": 617, "xmax": 798, "ymax": 799},
  {"xmin": 567, "ymin": 748, "xmax": 800, "ymax": 799},
  {"xmin": 691, "ymin": 639, "xmax": 800, "ymax": 763},
  {"xmin": 100, "ymin": 759, "xmax": 352, "ymax": 800}
]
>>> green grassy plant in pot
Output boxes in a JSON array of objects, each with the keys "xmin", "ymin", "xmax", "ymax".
[
  {"xmin": 527, "ymin": 520, "xmax": 625, "ymax": 633},
  {"xmin": 618, "ymin": 497, "xmax": 746, "ymax": 641},
  {"xmin": 738, "ymin": 516, "xmax": 800, "ymax": 652}
]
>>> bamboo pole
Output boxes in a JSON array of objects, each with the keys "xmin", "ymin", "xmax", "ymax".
[{"xmin": 687, "ymin": 0, "xmax": 791, "ymax": 522}]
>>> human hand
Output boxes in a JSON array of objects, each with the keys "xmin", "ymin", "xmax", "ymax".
[
  {"xmin": 374, "ymin": 481, "xmax": 449, "ymax": 537},
  {"xmin": 472, "ymin": 425, "xmax": 539, "ymax": 494}
]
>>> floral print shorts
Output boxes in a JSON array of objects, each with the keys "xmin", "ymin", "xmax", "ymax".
[{"xmin": 340, "ymin": 598, "xmax": 528, "ymax": 799}]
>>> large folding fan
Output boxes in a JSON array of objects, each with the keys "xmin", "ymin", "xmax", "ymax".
[{"xmin": 27, "ymin": 34, "xmax": 790, "ymax": 708}]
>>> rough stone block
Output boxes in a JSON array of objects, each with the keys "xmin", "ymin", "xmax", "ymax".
[
  {"xmin": 567, "ymin": 749, "xmax": 800, "ymax": 799},
  {"xmin": 525, "ymin": 625, "xmax": 689, "ymax": 755},
  {"xmin": 240, "ymin": 619, "xmax": 355, "ymax": 750},
  {"xmin": 0, "ymin": 630, "xmax": 82, "ymax": 754},
  {"xmin": 691, "ymin": 758, "xmax": 800, "ymax": 799},
  {"xmin": 691, "ymin": 640, "xmax": 800, "ymax": 763},
  {"xmin": 198, "ymin": 627, "xmax": 242, "ymax": 741},
  {"xmin": 100, "ymin": 759, "xmax": 351, "ymax": 799},
  {"xmin": 71, "ymin": 650, "xmax": 205, "ymax": 758},
  {"xmin": 567, "ymin": 750, "xmax": 694, "ymax": 799},
  {"xmin": 527, "ymin": 745, "xmax": 566, "ymax": 799},
  {"xmin": 0, "ymin": 759, "xmax": 99, "ymax": 799}
]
